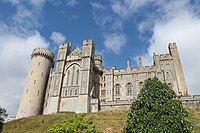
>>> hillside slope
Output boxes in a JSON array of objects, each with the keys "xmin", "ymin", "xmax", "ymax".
[{"xmin": 2, "ymin": 109, "xmax": 200, "ymax": 133}]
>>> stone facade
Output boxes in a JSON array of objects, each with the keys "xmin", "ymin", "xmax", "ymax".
[{"xmin": 17, "ymin": 39, "xmax": 189, "ymax": 118}]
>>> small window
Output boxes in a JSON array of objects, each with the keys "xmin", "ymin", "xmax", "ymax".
[
  {"xmin": 34, "ymin": 80, "xmax": 36, "ymax": 84},
  {"xmin": 65, "ymin": 90, "xmax": 68, "ymax": 96},
  {"xmin": 41, "ymin": 72, "xmax": 44, "ymax": 77},
  {"xmin": 104, "ymin": 83, "xmax": 106, "ymax": 87},
  {"xmin": 166, "ymin": 72, "xmax": 171, "ymax": 79},
  {"xmin": 37, "ymin": 90, "xmax": 40, "ymax": 96},
  {"xmin": 115, "ymin": 84, "xmax": 120, "ymax": 95},
  {"xmin": 31, "ymin": 71, "xmax": 33, "ymax": 75},
  {"xmin": 38, "ymin": 62, "xmax": 40, "ymax": 67},
  {"xmin": 116, "ymin": 98, "xmax": 120, "ymax": 101},
  {"xmin": 75, "ymin": 90, "xmax": 78, "ymax": 95},
  {"xmin": 101, "ymin": 90, "xmax": 106, "ymax": 96},
  {"xmin": 26, "ymin": 89, "xmax": 28, "ymax": 94},
  {"xmin": 70, "ymin": 90, "xmax": 73, "ymax": 96}
]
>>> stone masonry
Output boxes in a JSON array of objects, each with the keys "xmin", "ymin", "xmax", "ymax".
[{"xmin": 17, "ymin": 39, "xmax": 189, "ymax": 119}]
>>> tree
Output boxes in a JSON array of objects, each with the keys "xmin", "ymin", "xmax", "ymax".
[
  {"xmin": 0, "ymin": 106, "xmax": 7, "ymax": 133},
  {"xmin": 48, "ymin": 113, "xmax": 98, "ymax": 133},
  {"xmin": 124, "ymin": 77, "xmax": 193, "ymax": 133}
]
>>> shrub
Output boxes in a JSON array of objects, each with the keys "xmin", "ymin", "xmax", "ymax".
[
  {"xmin": 49, "ymin": 113, "xmax": 98, "ymax": 133},
  {"xmin": 124, "ymin": 77, "xmax": 193, "ymax": 133}
]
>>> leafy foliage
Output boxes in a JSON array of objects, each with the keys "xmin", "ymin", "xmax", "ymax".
[
  {"xmin": 48, "ymin": 113, "xmax": 98, "ymax": 133},
  {"xmin": 0, "ymin": 106, "xmax": 8, "ymax": 133},
  {"xmin": 124, "ymin": 77, "xmax": 193, "ymax": 133}
]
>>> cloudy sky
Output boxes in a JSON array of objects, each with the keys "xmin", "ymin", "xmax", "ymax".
[{"xmin": 0, "ymin": 0, "xmax": 200, "ymax": 117}]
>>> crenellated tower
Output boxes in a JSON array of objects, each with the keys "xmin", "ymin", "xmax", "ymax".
[
  {"xmin": 77, "ymin": 39, "xmax": 95, "ymax": 113},
  {"xmin": 16, "ymin": 48, "xmax": 54, "ymax": 119},
  {"xmin": 169, "ymin": 43, "xmax": 188, "ymax": 96}
]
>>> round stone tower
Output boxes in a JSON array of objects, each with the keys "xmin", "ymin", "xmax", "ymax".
[{"xmin": 16, "ymin": 48, "xmax": 54, "ymax": 119}]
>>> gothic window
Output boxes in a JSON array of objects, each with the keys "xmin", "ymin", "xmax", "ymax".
[
  {"xmin": 126, "ymin": 83, "xmax": 133, "ymax": 95},
  {"xmin": 67, "ymin": 71, "xmax": 70, "ymax": 86},
  {"xmin": 115, "ymin": 84, "xmax": 120, "ymax": 95},
  {"xmin": 76, "ymin": 69, "xmax": 79, "ymax": 85},
  {"xmin": 166, "ymin": 72, "xmax": 171, "ymax": 79},
  {"xmin": 138, "ymin": 82, "xmax": 143, "ymax": 89},
  {"xmin": 71, "ymin": 66, "xmax": 75, "ymax": 85}
]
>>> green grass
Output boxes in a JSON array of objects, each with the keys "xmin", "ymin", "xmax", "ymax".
[{"xmin": 2, "ymin": 108, "xmax": 200, "ymax": 133}]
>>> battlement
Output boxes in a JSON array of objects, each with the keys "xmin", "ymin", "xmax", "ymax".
[
  {"xmin": 59, "ymin": 42, "xmax": 71, "ymax": 49},
  {"xmin": 31, "ymin": 48, "xmax": 55, "ymax": 63},
  {"xmin": 159, "ymin": 54, "xmax": 173, "ymax": 60},
  {"xmin": 83, "ymin": 39, "xmax": 94, "ymax": 46},
  {"xmin": 168, "ymin": 42, "xmax": 177, "ymax": 48}
]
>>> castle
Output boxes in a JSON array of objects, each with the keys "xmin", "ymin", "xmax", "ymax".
[{"xmin": 16, "ymin": 39, "xmax": 188, "ymax": 119}]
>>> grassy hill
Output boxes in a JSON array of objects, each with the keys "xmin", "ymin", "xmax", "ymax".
[{"xmin": 3, "ymin": 108, "xmax": 200, "ymax": 133}]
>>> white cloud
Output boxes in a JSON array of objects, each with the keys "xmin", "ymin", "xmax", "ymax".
[
  {"xmin": 0, "ymin": 0, "xmax": 49, "ymax": 117},
  {"xmin": 0, "ymin": 31, "xmax": 49, "ymax": 117},
  {"xmin": 111, "ymin": 0, "xmax": 153, "ymax": 19},
  {"xmin": 136, "ymin": 1, "xmax": 200, "ymax": 95},
  {"xmin": 90, "ymin": 2, "xmax": 105, "ymax": 10},
  {"xmin": 66, "ymin": 0, "xmax": 78, "ymax": 7},
  {"xmin": 104, "ymin": 33, "xmax": 126, "ymax": 54},
  {"xmin": 50, "ymin": 31, "xmax": 66, "ymax": 44}
]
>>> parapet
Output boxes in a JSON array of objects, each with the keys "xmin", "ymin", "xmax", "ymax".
[
  {"xmin": 59, "ymin": 42, "xmax": 71, "ymax": 49},
  {"xmin": 83, "ymin": 39, "xmax": 94, "ymax": 46},
  {"xmin": 31, "ymin": 48, "xmax": 55, "ymax": 64},
  {"xmin": 168, "ymin": 42, "xmax": 177, "ymax": 49}
]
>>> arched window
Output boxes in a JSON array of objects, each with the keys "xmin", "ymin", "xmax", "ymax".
[
  {"xmin": 71, "ymin": 66, "xmax": 75, "ymax": 85},
  {"xmin": 76, "ymin": 69, "xmax": 79, "ymax": 85},
  {"xmin": 126, "ymin": 83, "xmax": 133, "ymax": 95},
  {"xmin": 67, "ymin": 70, "xmax": 70, "ymax": 86},
  {"xmin": 115, "ymin": 84, "xmax": 120, "ymax": 95},
  {"xmin": 138, "ymin": 82, "xmax": 143, "ymax": 89},
  {"xmin": 166, "ymin": 72, "xmax": 171, "ymax": 79}
]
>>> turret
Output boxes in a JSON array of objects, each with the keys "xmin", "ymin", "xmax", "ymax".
[
  {"xmin": 168, "ymin": 43, "xmax": 188, "ymax": 96},
  {"xmin": 16, "ymin": 48, "xmax": 54, "ymax": 119},
  {"xmin": 94, "ymin": 55, "xmax": 103, "ymax": 74},
  {"xmin": 127, "ymin": 58, "xmax": 131, "ymax": 71},
  {"xmin": 138, "ymin": 57, "xmax": 143, "ymax": 69},
  {"xmin": 77, "ymin": 39, "xmax": 95, "ymax": 113}
]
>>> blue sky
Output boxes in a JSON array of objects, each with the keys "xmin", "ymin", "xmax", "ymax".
[{"xmin": 1, "ymin": 0, "xmax": 200, "ymax": 117}]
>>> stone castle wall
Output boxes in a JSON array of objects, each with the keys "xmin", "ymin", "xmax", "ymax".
[{"xmin": 17, "ymin": 39, "xmax": 193, "ymax": 119}]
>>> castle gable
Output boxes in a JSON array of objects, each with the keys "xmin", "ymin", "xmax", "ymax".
[{"xmin": 69, "ymin": 47, "xmax": 82, "ymax": 57}]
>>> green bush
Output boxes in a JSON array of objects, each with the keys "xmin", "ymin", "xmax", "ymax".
[
  {"xmin": 124, "ymin": 77, "xmax": 193, "ymax": 133},
  {"xmin": 0, "ymin": 106, "xmax": 7, "ymax": 133},
  {"xmin": 48, "ymin": 113, "xmax": 98, "ymax": 133}
]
